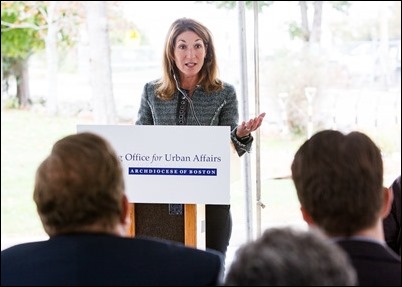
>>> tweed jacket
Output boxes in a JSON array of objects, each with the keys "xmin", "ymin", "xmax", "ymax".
[{"xmin": 135, "ymin": 80, "xmax": 253, "ymax": 156}]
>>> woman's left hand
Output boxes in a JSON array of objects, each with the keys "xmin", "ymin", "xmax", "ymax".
[{"xmin": 236, "ymin": 112, "xmax": 266, "ymax": 138}]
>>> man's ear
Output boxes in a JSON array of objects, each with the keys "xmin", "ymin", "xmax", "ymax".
[
  {"xmin": 300, "ymin": 206, "xmax": 315, "ymax": 225},
  {"xmin": 120, "ymin": 195, "xmax": 130, "ymax": 224},
  {"xmin": 120, "ymin": 195, "xmax": 133, "ymax": 236},
  {"xmin": 381, "ymin": 187, "xmax": 393, "ymax": 219}
]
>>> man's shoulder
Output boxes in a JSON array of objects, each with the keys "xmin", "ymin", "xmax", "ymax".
[
  {"xmin": 337, "ymin": 239, "xmax": 401, "ymax": 262},
  {"xmin": 134, "ymin": 236, "xmax": 223, "ymax": 258}
]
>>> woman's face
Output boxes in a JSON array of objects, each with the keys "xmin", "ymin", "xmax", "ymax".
[{"xmin": 174, "ymin": 31, "xmax": 207, "ymax": 80}]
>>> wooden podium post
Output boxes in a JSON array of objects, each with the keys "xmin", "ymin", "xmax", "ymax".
[{"xmin": 127, "ymin": 203, "xmax": 206, "ymax": 250}]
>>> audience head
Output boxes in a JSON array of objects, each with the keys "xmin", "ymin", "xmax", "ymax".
[
  {"xmin": 291, "ymin": 130, "xmax": 391, "ymax": 237},
  {"xmin": 224, "ymin": 227, "xmax": 357, "ymax": 286},
  {"xmin": 33, "ymin": 132, "xmax": 128, "ymax": 236}
]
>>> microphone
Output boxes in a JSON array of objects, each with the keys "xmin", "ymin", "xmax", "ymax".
[
  {"xmin": 172, "ymin": 71, "xmax": 202, "ymax": 126},
  {"xmin": 169, "ymin": 71, "xmax": 202, "ymax": 217}
]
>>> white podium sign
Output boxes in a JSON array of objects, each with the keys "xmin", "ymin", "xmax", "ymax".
[{"xmin": 77, "ymin": 125, "xmax": 231, "ymax": 204}]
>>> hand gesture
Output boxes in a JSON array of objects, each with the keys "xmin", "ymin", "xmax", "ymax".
[{"xmin": 236, "ymin": 112, "xmax": 266, "ymax": 138}]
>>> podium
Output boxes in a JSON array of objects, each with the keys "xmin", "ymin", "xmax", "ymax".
[
  {"xmin": 127, "ymin": 203, "xmax": 205, "ymax": 249},
  {"xmin": 76, "ymin": 125, "xmax": 230, "ymax": 250}
]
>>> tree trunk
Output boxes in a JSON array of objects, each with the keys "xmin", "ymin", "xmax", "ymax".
[
  {"xmin": 15, "ymin": 58, "xmax": 31, "ymax": 109},
  {"xmin": 46, "ymin": 1, "xmax": 59, "ymax": 115},
  {"xmin": 310, "ymin": 1, "xmax": 323, "ymax": 43},
  {"xmin": 85, "ymin": 1, "xmax": 116, "ymax": 124},
  {"xmin": 378, "ymin": 1, "xmax": 390, "ymax": 87},
  {"xmin": 299, "ymin": 1, "xmax": 309, "ymax": 42}
]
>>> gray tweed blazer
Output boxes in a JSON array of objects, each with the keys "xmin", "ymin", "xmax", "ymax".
[{"xmin": 135, "ymin": 80, "xmax": 253, "ymax": 156}]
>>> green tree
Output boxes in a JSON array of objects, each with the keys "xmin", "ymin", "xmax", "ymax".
[
  {"xmin": 1, "ymin": 1, "xmax": 46, "ymax": 108},
  {"xmin": 1, "ymin": 1, "xmax": 83, "ymax": 111},
  {"xmin": 2, "ymin": 1, "xmax": 130, "ymax": 118}
]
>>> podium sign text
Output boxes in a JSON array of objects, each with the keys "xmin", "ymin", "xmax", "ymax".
[{"xmin": 77, "ymin": 125, "xmax": 230, "ymax": 204}]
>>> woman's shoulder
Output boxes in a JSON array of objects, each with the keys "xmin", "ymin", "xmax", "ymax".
[
  {"xmin": 141, "ymin": 79, "xmax": 160, "ymax": 94},
  {"xmin": 215, "ymin": 81, "xmax": 236, "ymax": 97},
  {"xmin": 144, "ymin": 79, "xmax": 159, "ymax": 88},
  {"xmin": 220, "ymin": 81, "xmax": 236, "ymax": 92}
]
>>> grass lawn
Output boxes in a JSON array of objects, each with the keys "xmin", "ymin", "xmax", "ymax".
[{"xmin": 1, "ymin": 110, "xmax": 79, "ymax": 246}]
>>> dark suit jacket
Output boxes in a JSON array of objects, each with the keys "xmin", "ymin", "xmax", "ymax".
[
  {"xmin": 336, "ymin": 239, "xmax": 401, "ymax": 286},
  {"xmin": 1, "ymin": 233, "xmax": 224, "ymax": 286},
  {"xmin": 383, "ymin": 175, "xmax": 401, "ymax": 255}
]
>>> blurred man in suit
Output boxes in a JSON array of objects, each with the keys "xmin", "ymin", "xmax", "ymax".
[
  {"xmin": 383, "ymin": 175, "xmax": 401, "ymax": 256},
  {"xmin": 1, "ymin": 132, "xmax": 223, "ymax": 286},
  {"xmin": 291, "ymin": 130, "xmax": 401, "ymax": 286}
]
